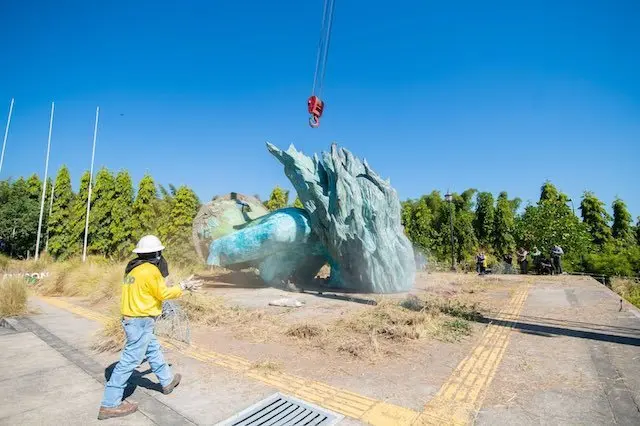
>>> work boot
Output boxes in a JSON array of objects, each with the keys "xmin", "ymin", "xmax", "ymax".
[
  {"xmin": 97, "ymin": 400, "xmax": 138, "ymax": 420},
  {"xmin": 162, "ymin": 373, "xmax": 181, "ymax": 395}
]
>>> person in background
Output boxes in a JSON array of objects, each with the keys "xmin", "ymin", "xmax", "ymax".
[
  {"xmin": 551, "ymin": 244, "xmax": 564, "ymax": 275},
  {"xmin": 531, "ymin": 246, "xmax": 542, "ymax": 274},
  {"xmin": 97, "ymin": 235, "xmax": 203, "ymax": 420},
  {"xmin": 476, "ymin": 251, "xmax": 487, "ymax": 275},
  {"xmin": 516, "ymin": 247, "xmax": 529, "ymax": 274}
]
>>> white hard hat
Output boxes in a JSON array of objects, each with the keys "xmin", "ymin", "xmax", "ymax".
[{"xmin": 133, "ymin": 235, "xmax": 165, "ymax": 253}]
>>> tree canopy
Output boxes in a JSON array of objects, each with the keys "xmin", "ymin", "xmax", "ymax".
[{"xmin": 1, "ymin": 172, "xmax": 638, "ymax": 279}]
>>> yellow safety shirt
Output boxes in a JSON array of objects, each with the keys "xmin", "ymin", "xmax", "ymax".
[{"xmin": 120, "ymin": 263, "xmax": 182, "ymax": 317}]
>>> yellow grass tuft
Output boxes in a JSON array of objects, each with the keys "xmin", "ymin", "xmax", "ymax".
[
  {"xmin": 285, "ymin": 323, "xmax": 325, "ymax": 339},
  {"xmin": 250, "ymin": 360, "xmax": 282, "ymax": 373},
  {"xmin": 0, "ymin": 277, "xmax": 29, "ymax": 318},
  {"xmin": 612, "ymin": 278, "xmax": 640, "ymax": 309},
  {"xmin": 283, "ymin": 294, "xmax": 481, "ymax": 360},
  {"xmin": 179, "ymin": 292, "xmax": 265, "ymax": 327},
  {"xmin": 91, "ymin": 305, "xmax": 125, "ymax": 353}
]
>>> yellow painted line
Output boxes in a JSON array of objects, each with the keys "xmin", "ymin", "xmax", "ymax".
[
  {"xmin": 418, "ymin": 286, "xmax": 530, "ymax": 425},
  {"xmin": 36, "ymin": 296, "xmax": 419, "ymax": 425},
  {"xmin": 38, "ymin": 289, "xmax": 529, "ymax": 426}
]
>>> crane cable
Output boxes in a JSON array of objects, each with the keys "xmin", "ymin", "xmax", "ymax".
[{"xmin": 311, "ymin": 0, "xmax": 336, "ymax": 99}]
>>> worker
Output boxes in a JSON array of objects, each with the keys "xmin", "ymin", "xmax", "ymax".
[
  {"xmin": 551, "ymin": 244, "xmax": 564, "ymax": 275},
  {"xmin": 97, "ymin": 235, "xmax": 202, "ymax": 420},
  {"xmin": 516, "ymin": 247, "xmax": 529, "ymax": 274},
  {"xmin": 531, "ymin": 246, "xmax": 542, "ymax": 274},
  {"xmin": 476, "ymin": 251, "xmax": 487, "ymax": 275}
]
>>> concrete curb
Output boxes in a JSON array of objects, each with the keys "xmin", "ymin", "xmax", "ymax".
[
  {"xmin": 8, "ymin": 315, "xmax": 196, "ymax": 425},
  {"xmin": 0, "ymin": 316, "xmax": 29, "ymax": 333}
]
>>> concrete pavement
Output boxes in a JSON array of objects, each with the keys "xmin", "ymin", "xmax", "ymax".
[
  {"xmin": 476, "ymin": 279, "xmax": 640, "ymax": 425},
  {"xmin": 1, "ymin": 275, "xmax": 639, "ymax": 425}
]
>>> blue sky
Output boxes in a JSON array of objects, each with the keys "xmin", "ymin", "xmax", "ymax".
[{"xmin": 1, "ymin": 0, "xmax": 638, "ymax": 217}]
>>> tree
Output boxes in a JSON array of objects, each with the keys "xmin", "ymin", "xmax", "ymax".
[
  {"xmin": 110, "ymin": 171, "xmax": 135, "ymax": 257},
  {"xmin": 265, "ymin": 186, "xmax": 289, "ymax": 211},
  {"xmin": 155, "ymin": 184, "xmax": 177, "ymax": 239},
  {"xmin": 292, "ymin": 196, "xmax": 304, "ymax": 209},
  {"xmin": 516, "ymin": 184, "xmax": 590, "ymax": 270},
  {"xmin": 493, "ymin": 192, "xmax": 516, "ymax": 257},
  {"xmin": 0, "ymin": 179, "xmax": 40, "ymax": 257},
  {"xmin": 452, "ymin": 189, "xmax": 478, "ymax": 263},
  {"xmin": 636, "ymin": 217, "xmax": 640, "ymax": 246},
  {"xmin": 579, "ymin": 191, "xmax": 612, "ymax": 247},
  {"xmin": 88, "ymin": 168, "xmax": 116, "ymax": 255},
  {"xmin": 509, "ymin": 197, "xmax": 522, "ymax": 216},
  {"xmin": 161, "ymin": 186, "xmax": 200, "ymax": 265},
  {"xmin": 69, "ymin": 171, "xmax": 92, "ymax": 256},
  {"xmin": 132, "ymin": 174, "xmax": 157, "ymax": 241},
  {"xmin": 47, "ymin": 166, "xmax": 75, "ymax": 259},
  {"xmin": 540, "ymin": 181, "xmax": 563, "ymax": 203},
  {"xmin": 25, "ymin": 174, "xmax": 42, "ymax": 201},
  {"xmin": 612, "ymin": 198, "xmax": 634, "ymax": 244},
  {"xmin": 402, "ymin": 197, "xmax": 434, "ymax": 252},
  {"xmin": 473, "ymin": 192, "xmax": 494, "ymax": 248}
]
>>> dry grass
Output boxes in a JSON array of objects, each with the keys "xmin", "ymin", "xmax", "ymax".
[
  {"xmin": 284, "ymin": 294, "xmax": 481, "ymax": 360},
  {"xmin": 35, "ymin": 257, "xmax": 122, "ymax": 302},
  {"xmin": 286, "ymin": 323, "xmax": 325, "ymax": 339},
  {"xmin": 0, "ymin": 277, "xmax": 29, "ymax": 318},
  {"xmin": 0, "ymin": 254, "xmax": 10, "ymax": 272},
  {"xmin": 612, "ymin": 278, "xmax": 640, "ymax": 308},
  {"xmin": 1, "ymin": 252, "xmax": 54, "ymax": 274},
  {"xmin": 180, "ymin": 292, "xmax": 265, "ymax": 326},
  {"xmin": 91, "ymin": 314, "xmax": 126, "ymax": 353},
  {"xmin": 250, "ymin": 360, "xmax": 282, "ymax": 373},
  {"xmin": 179, "ymin": 292, "xmax": 281, "ymax": 342},
  {"xmin": 35, "ymin": 257, "xmax": 199, "ymax": 304}
]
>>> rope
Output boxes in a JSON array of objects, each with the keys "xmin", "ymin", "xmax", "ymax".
[
  {"xmin": 318, "ymin": 0, "xmax": 335, "ymax": 98},
  {"xmin": 311, "ymin": 0, "xmax": 336, "ymax": 97}
]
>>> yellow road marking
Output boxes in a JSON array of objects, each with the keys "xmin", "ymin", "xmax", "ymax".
[
  {"xmin": 417, "ymin": 286, "xmax": 529, "ymax": 425},
  {"xmin": 36, "ymin": 296, "xmax": 418, "ymax": 425},
  {"xmin": 38, "ymin": 288, "xmax": 528, "ymax": 426}
]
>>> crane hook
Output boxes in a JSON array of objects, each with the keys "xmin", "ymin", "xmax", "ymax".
[{"xmin": 309, "ymin": 115, "xmax": 320, "ymax": 128}]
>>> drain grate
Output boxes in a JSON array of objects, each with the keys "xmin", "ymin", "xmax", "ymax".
[{"xmin": 216, "ymin": 392, "xmax": 344, "ymax": 426}]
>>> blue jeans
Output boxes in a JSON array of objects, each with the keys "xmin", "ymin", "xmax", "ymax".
[{"xmin": 100, "ymin": 317, "xmax": 173, "ymax": 408}]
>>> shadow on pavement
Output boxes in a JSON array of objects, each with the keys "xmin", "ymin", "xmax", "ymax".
[
  {"xmin": 500, "ymin": 313, "xmax": 640, "ymax": 335},
  {"xmin": 479, "ymin": 316, "xmax": 640, "ymax": 347},
  {"xmin": 105, "ymin": 361, "xmax": 163, "ymax": 399},
  {"xmin": 309, "ymin": 292, "xmax": 378, "ymax": 306}
]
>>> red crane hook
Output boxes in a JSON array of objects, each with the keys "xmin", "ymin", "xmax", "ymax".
[
  {"xmin": 307, "ymin": 95, "xmax": 324, "ymax": 128},
  {"xmin": 307, "ymin": 0, "xmax": 335, "ymax": 128}
]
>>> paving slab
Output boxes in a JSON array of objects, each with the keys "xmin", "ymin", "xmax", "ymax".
[
  {"xmin": 20, "ymin": 299, "xmax": 332, "ymax": 425},
  {"xmin": 476, "ymin": 277, "xmax": 640, "ymax": 425},
  {"xmin": 5, "ymin": 275, "xmax": 639, "ymax": 425},
  {"xmin": 0, "ymin": 332, "xmax": 153, "ymax": 425}
]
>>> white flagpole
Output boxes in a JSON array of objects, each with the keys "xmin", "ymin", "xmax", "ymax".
[
  {"xmin": 82, "ymin": 106, "xmax": 99, "ymax": 262},
  {"xmin": 35, "ymin": 102, "xmax": 55, "ymax": 260},
  {"xmin": 0, "ymin": 98, "xmax": 15, "ymax": 176},
  {"xmin": 45, "ymin": 180, "xmax": 55, "ymax": 252}
]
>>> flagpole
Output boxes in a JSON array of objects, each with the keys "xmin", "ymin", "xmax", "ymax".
[
  {"xmin": 45, "ymin": 180, "xmax": 55, "ymax": 252},
  {"xmin": 0, "ymin": 98, "xmax": 14, "ymax": 176},
  {"xmin": 35, "ymin": 102, "xmax": 55, "ymax": 260},
  {"xmin": 82, "ymin": 106, "xmax": 99, "ymax": 262}
]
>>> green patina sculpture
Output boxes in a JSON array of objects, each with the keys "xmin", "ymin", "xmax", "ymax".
[{"xmin": 193, "ymin": 143, "xmax": 416, "ymax": 294}]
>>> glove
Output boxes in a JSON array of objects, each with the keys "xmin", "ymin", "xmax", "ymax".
[{"xmin": 179, "ymin": 274, "xmax": 203, "ymax": 292}]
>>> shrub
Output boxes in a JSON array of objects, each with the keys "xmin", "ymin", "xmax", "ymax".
[{"xmin": 0, "ymin": 277, "xmax": 28, "ymax": 317}]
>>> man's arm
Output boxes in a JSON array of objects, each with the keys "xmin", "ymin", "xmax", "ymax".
[{"xmin": 149, "ymin": 273, "xmax": 183, "ymax": 301}]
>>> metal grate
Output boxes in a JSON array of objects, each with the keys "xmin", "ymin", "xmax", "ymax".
[{"xmin": 216, "ymin": 392, "xmax": 344, "ymax": 426}]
